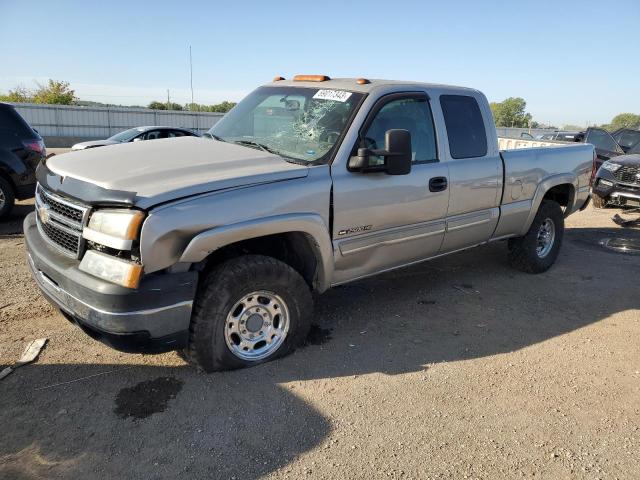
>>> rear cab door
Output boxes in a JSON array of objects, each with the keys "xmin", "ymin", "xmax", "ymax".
[{"xmin": 436, "ymin": 92, "xmax": 502, "ymax": 253}]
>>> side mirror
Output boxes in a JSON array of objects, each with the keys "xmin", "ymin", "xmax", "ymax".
[
  {"xmin": 349, "ymin": 129, "xmax": 412, "ymax": 175},
  {"xmin": 133, "ymin": 137, "xmax": 143, "ymax": 142}
]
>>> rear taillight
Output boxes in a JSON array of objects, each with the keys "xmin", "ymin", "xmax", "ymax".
[{"xmin": 23, "ymin": 139, "xmax": 46, "ymax": 156}]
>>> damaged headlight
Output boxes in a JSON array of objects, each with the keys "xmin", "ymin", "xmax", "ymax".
[
  {"xmin": 79, "ymin": 250, "xmax": 143, "ymax": 288},
  {"xmin": 83, "ymin": 209, "xmax": 145, "ymax": 250}
]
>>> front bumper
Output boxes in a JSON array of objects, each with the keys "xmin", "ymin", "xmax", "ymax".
[
  {"xmin": 593, "ymin": 173, "xmax": 640, "ymax": 207},
  {"xmin": 24, "ymin": 212, "xmax": 198, "ymax": 353}
]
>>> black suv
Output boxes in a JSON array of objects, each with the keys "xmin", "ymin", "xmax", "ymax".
[{"xmin": 0, "ymin": 103, "xmax": 46, "ymax": 219}]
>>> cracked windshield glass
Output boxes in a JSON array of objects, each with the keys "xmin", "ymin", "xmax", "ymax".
[{"xmin": 207, "ymin": 86, "xmax": 364, "ymax": 163}]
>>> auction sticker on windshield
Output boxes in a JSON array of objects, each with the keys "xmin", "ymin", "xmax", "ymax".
[{"xmin": 313, "ymin": 89, "xmax": 352, "ymax": 102}]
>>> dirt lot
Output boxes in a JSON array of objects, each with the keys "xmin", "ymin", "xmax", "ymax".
[{"xmin": 1, "ymin": 201, "xmax": 639, "ymax": 479}]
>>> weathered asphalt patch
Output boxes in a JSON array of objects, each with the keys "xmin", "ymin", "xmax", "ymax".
[{"xmin": 114, "ymin": 376, "xmax": 183, "ymax": 420}]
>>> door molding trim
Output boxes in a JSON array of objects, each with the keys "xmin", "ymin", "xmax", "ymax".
[{"xmin": 337, "ymin": 219, "xmax": 446, "ymax": 256}]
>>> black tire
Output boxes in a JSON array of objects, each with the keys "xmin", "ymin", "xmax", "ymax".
[
  {"xmin": 183, "ymin": 255, "xmax": 313, "ymax": 372},
  {"xmin": 0, "ymin": 177, "xmax": 15, "ymax": 220},
  {"xmin": 592, "ymin": 193, "xmax": 607, "ymax": 209},
  {"xmin": 508, "ymin": 200, "xmax": 564, "ymax": 274}
]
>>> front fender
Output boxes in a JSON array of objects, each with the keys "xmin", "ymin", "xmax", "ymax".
[
  {"xmin": 179, "ymin": 213, "xmax": 334, "ymax": 292},
  {"xmin": 520, "ymin": 173, "xmax": 577, "ymax": 235}
]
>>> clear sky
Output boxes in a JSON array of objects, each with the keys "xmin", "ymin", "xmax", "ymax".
[{"xmin": 1, "ymin": 0, "xmax": 638, "ymax": 126}]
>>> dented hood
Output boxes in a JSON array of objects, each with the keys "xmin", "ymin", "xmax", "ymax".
[{"xmin": 45, "ymin": 136, "xmax": 308, "ymax": 208}]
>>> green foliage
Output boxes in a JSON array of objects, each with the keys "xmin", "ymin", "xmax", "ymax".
[
  {"xmin": 32, "ymin": 80, "xmax": 77, "ymax": 105},
  {"xmin": 0, "ymin": 86, "xmax": 32, "ymax": 103},
  {"xmin": 608, "ymin": 113, "xmax": 640, "ymax": 131},
  {"xmin": 148, "ymin": 101, "xmax": 183, "ymax": 110},
  {"xmin": 186, "ymin": 101, "xmax": 236, "ymax": 113},
  {"xmin": 490, "ymin": 97, "xmax": 532, "ymax": 128}
]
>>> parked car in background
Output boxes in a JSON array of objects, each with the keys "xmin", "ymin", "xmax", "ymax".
[
  {"xmin": 538, "ymin": 131, "xmax": 582, "ymax": 142},
  {"xmin": 591, "ymin": 141, "xmax": 640, "ymax": 208},
  {"xmin": 582, "ymin": 128, "xmax": 625, "ymax": 170},
  {"xmin": 71, "ymin": 126, "xmax": 200, "ymax": 150},
  {"xmin": 0, "ymin": 102, "xmax": 46, "ymax": 219},
  {"xmin": 25, "ymin": 76, "xmax": 594, "ymax": 371},
  {"xmin": 611, "ymin": 128, "xmax": 640, "ymax": 153}
]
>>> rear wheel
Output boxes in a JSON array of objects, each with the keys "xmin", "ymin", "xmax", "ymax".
[
  {"xmin": 0, "ymin": 177, "xmax": 15, "ymax": 220},
  {"xmin": 508, "ymin": 200, "xmax": 564, "ymax": 274},
  {"xmin": 592, "ymin": 193, "xmax": 608, "ymax": 209},
  {"xmin": 183, "ymin": 255, "xmax": 313, "ymax": 372}
]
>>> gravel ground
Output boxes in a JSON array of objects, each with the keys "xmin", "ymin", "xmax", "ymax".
[{"xmin": 0, "ymin": 201, "xmax": 639, "ymax": 479}]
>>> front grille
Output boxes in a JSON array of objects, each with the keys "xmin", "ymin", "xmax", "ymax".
[
  {"xmin": 35, "ymin": 184, "xmax": 89, "ymax": 258},
  {"xmin": 40, "ymin": 218, "xmax": 81, "ymax": 254},
  {"xmin": 614, "ymin": 165, "xmax": 640, "ymax": 186}
]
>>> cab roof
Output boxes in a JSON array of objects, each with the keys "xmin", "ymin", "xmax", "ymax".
[{"xmin": 265, "ymin": 77, "xmax": 480, "ymax": 95}]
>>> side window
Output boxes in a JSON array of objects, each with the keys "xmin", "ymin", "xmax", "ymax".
[
  {"xmin": 440, "ymin": 95, "xmax": 487, "ymax": 159},
  {"xmin": 362, "ymin": 97, "xmax": 437, "ymax": 165},
  {"xmin": 168, "ymin": 130, "xmax": 186, "ymax": 138},
  {"xmin": 143, "ymin": 130, "xmax": 163, "ymax": 140}
]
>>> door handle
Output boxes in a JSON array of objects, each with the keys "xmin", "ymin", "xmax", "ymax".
[{"xmin": 429, "ymin": 176, "xmax": 448, "ymax": 192}]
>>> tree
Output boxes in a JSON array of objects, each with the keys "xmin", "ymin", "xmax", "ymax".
[
  {"xmin": 148, "ymin": 101, "xmax": 183, "ymax": 111},
  {"xmin": 0, "ymin": 86, "xmax": 32, "ymax": 103},
  {"xmin": 490, "ymin": 97, "xmax": 532, "ymax": 128},
  {"xmin": 608, "ymin": 113, "xmax": 640, "ymax": 131},
  {"xmin": 208, "ymin": 101, "xmax": 236, "ymax": 113},
  {"xmin": 186, "ymin": 101, "xmax": 236, "ymax": 113},
  {"xmin": 32, "ymin": 80, "xmax": 77, "ymax": 105}
]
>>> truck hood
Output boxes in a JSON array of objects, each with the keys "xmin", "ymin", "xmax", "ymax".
[
  {"xmin": 610, "ymin": 154, "xmax": 640, "ymax": 165},
  {"xmin": 46, "ymin": 137, "xmax": 309, "ymax": 208}
]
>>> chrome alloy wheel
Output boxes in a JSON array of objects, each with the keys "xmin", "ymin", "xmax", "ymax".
[
  {"xmin": 0, "ymin": 188, "xmax": 5, "ymax": 210},
  {"xmin": 536, "ymin": 218, "xmax": 556, "ymax": 258},
  {"xmin": 224, "ymin": 291, "xmax": 290, "ymax": 361}
]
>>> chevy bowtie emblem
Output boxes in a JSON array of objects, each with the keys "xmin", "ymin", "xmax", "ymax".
[{"xmin": 38, "ymin": 204, "xmax": 51, "ymax": 224}]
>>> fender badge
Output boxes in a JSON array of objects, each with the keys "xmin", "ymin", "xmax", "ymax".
[{"xmin": 338, "ymin": 225, "xmax": 372, "ymax": 236}]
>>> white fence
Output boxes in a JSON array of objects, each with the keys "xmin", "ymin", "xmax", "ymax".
[{"xmin": 11, "ymin": 103, "xmax": 224, "ymax": 139}]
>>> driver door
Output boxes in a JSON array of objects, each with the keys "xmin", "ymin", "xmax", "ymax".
[{"xmin": 331, "ymin": 93, "xmax": 449, "ymax": 285}]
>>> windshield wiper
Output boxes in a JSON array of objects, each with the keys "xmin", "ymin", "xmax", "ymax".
[
  {"xmin": 231, "ymin": 139, "xmax": 307, "ymax": 165},
  {"xmin": 232, "ymin": 139, "xmax": 278, "ymax": 155}
]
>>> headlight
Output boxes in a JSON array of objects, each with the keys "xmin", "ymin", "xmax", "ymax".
[
  {"xmin": 83, "ymin": 209, "xmax": 145, "ymax": 250},
  {"xmin": 600, "ymin": 161, "xmax": 622, "ymax": 172},
  {"xmin": 79, "ymin": 250, "xmax": 143, "ymax": 288}
]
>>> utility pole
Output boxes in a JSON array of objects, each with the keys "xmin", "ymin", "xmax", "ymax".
[
  {"xmin": 167, "ymin": 89, "xmax": 170, "ymax": 111},
  {"xmin": 189, "ymin": 45, "xmax": 194, "ymax": 110}
]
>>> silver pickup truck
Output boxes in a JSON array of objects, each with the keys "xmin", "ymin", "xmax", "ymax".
[{"xmin": 25, "ymin": 76, "xmax": 595, "ymax": 371}]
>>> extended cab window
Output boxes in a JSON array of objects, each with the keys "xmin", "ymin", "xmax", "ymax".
[
  {"xmin": 362, "ymin": 97, "xmax": 437, "ymax": 165},
  {"xmin": 440, "ymin": 95, "xmax": 487, "ymax": 159}
]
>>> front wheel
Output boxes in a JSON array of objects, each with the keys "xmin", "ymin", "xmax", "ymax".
[
  {"xmin": 592, "ymin": 193, "xmax": 608, "ymax": 209},
  {"xmin": 183, "ymin": 255, "xmax": 313, "ymax": 372},
  {"xmin": 508, "ymin": 200, "xmax": 564, "ymax": 274},
  {"xmin": 0, "ymin": 177, "xmax": 15, "ymax": 220}
]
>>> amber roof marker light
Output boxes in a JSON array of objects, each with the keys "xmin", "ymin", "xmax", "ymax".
[
  {"xmin": 292, "ymin": 74, "xmax": 330, "ymax": 82},
  {"xmin": 273, "ymin": 76, "xmax": 285, "ymax": 81},
  {"xmin": 356, "ymin": 78, "xmax": 371, "ymax": 85}
]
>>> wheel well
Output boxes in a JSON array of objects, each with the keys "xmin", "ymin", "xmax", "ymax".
[
  {"xmin": 543, "ymin": 183, "xmax": 574, "ymax": 208},
  {"xmin": 199, "ymin": 232, "xmax": 322, "ymax": 291}
]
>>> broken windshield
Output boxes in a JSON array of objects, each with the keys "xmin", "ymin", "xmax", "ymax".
[{"xmin": 207, "ymin": 86, "xmax": 364, "ymax": 163}]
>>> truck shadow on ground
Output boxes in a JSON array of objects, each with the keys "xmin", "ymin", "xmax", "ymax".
[
  {"xmin": 1, "ymin": 225, "xmax": 639, "ymax": 479},
  {"xmin": 0, "ymin": 202, "xmax": 33, "ymax": 237}
]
